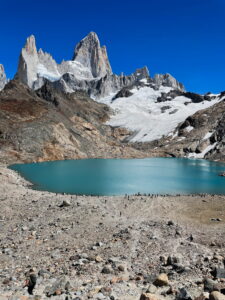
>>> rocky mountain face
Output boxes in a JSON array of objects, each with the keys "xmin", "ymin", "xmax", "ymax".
[
  {"xmin": 0, "ymin": 64, "xmax": 7, "ymax": 90},
  {"xmin": 46, "ymin": 65, "xmax": 151, "ymax": 99},
  {"xmin": 0, "ymin": 80, "xmax": 145, "ymax": 164},
  {"xmin": 15, "ymin": 32, "xmax": 184, "ymax": 99},
  {"xmin": 167, "ymin": 92, "xmax": 225, "ymax": 161}
]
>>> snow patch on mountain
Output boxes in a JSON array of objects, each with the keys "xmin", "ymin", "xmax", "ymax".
[
  {"xmin": 185, "ymin": 125, "xmax": 194, "ymax": 132},
  {"xmin": 188, "ymin": 142, "xmax": 218, "ymax": 159},
  {"xmin": 59, "ymin": 61, "xmax": 94, "ymax": 80},
  {"xmin": 202, "ymin": 131, "xmax": 214, "ymax": 141},
  {"xmin": 37, "ymin": 64, "xmax": 61, "ymax": 82},
  {"xmin": 98, "ymin": 86, "xmax": 221, "ymax": 142}
]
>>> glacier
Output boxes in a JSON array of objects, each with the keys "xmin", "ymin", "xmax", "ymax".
[{"xmin": 98, "ymin": 86, "xmax": 221, "ymax": 142}]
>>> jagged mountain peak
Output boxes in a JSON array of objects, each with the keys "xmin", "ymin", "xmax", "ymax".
[
  {"xmin": 0, "ymin": 64, "xmax": 7, "ymax": 90},
  {"xmin": 15, "ymin": 34, "xmax": 40, "ymax": 88},
  {"xmin": 73, "ymin": 32, "xmax": 101, "ymax": 60},
  {"xmin": 72, "ymin": 32, "xmax": 112, "ymax": 78},
  {"xmin": 14, "ymin": 33, "xmax": 185, "ymax": 99},
  {"xmin": 79, "ymin": 31, "xmax": 104, "ymax": 48},
  {"xmin": 38, "ymin": 48, "xmax": 44, "ymax": 55},
  {"xmin": 83, "ymin": 31, "xmax": 99, "ymax": 40},
  {"xmin": 134, "ymin": 66, "xmax": 150, "ymax": 80},
  {"xmin": 24, "ymin": 34, "xmax": 37, "ymax": 55},
  {"xmin": 0, "ymin": 64, "xmax": 5, "ymax": 74}
]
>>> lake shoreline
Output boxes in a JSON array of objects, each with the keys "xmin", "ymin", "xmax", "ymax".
[
  {"xmin": 1, "ymin": 164, "xmax": 225, "ymax": 299},
  {"xmin": 8, "ymin": 157, "xmax": 225, "ymax": 196}
]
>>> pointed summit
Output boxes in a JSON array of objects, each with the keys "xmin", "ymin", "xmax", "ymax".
[
  {"xmin": 0, "ymin": 64, "xmax": 7, "ymax": 90},
  {"xmin": 15, "ymin": 35, "xmax": 61, "ymax": 89},
  {"xmin": 0, "ymin": 64, "xmax": 4, "ymax": 73},
  {"xmin": 73, "ymin": 32, "xmax": 112, "ymax": 78},
  {"xmin": 85, "ymin": 31, "xmax": 99, "ymax": 40},
  {"xmin": 15, "ymin": 34, "xmax": 39, "ymax": 88},
  {"xmin": 24, "ymin": 35, "xmax": 37, "ymax": 55}
]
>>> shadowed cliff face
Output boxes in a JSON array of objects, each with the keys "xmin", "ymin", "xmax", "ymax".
[{"xmin": 0, "ymin": 80, "xmax": 145, "ymax": 164}]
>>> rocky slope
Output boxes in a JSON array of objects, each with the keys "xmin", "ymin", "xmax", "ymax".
[
  {"xmin": 0, "ymin": 64, "xmax": 7, "ymax": 90},
  {"xmin": 0, "ymin": 80, "xmax": 145, "ymax": 164}
]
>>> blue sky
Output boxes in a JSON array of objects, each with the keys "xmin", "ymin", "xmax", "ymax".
[{"xmin": 1, "ymin": 0, "xmax": 225, "ymax": 93}]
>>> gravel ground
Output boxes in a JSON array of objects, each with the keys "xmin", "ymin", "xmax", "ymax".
[{"xmin": 1, "ymin": 165, "xmax": 225, "ymax": 300}]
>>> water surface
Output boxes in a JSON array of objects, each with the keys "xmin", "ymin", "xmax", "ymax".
[{"xmin": 10, "ymin": 158, "xmax": 225, "ymax": 195}]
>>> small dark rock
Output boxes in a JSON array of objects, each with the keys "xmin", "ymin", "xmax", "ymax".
[
  {"xmin": 102, "ymin": 266, "xmax": 112, "ymax": 274},
  {"xmin": 167, "ymin": 220, "xmax": 174, "ymax": 226},
  {"xmin": 212, "ymin": 268, "xmax": 225, "ymax": 279},
  {"xmin": 176, "ymin": 288, "xmax": 192, "ymax": 300}
]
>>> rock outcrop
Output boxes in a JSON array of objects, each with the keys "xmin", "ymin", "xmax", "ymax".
[
  {"xmin": 153, "ymin": 73, "xmax": 185, "ymax": 92},
  {"xmin": 0, "ymin": 64, "xmax": 7, "ymax": 90}
]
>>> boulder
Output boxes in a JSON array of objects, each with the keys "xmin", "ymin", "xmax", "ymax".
[
  {"xmin": 59, "ymin": 200, "xmax": 71, "ymax": 207},
  {"xmin": 210, "ymin": 291, "xmax": 225, "ymax": 300},
  {"xmin": 140, "ymin": 293, "xmax": 160, "ymax": 300},
  {"xmin": 204, "ymin": 278, "xmax": 220, "ymax": 292},
  {"xmin": 153, "ymin": 273, "xmax": 169, "ymax": 287}
]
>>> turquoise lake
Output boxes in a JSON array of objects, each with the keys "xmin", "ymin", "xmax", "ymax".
[{"xmin": 9, "ymin": 158, "xmax": 225, "ymax": 196}]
